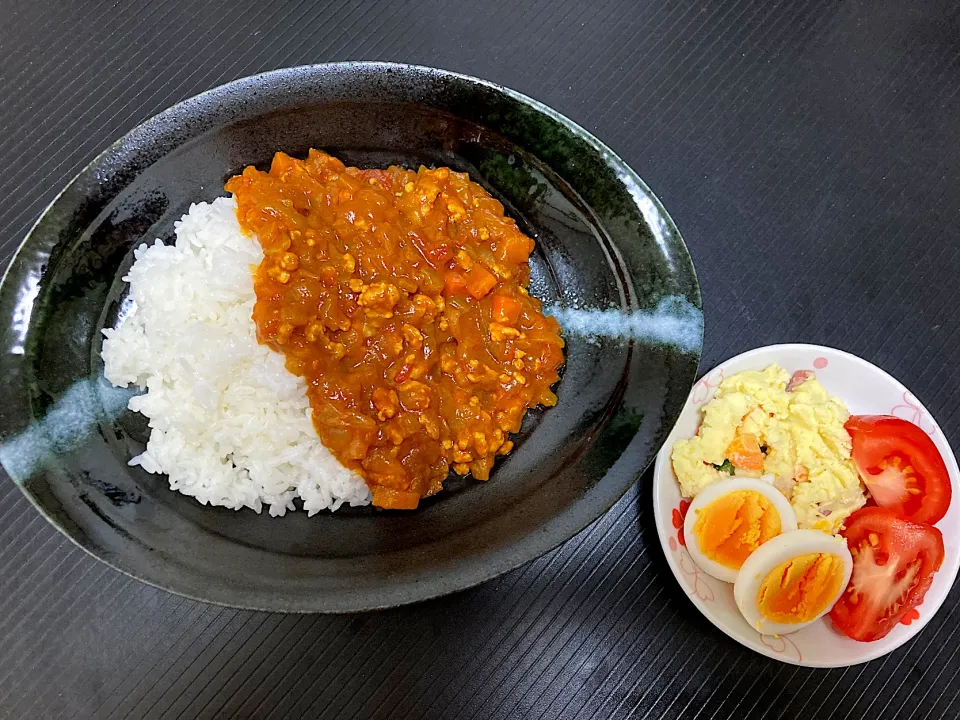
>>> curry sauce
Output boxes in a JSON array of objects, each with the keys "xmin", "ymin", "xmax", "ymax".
[{"xmin": 226, "ymin": 150, "xmax": 564, "ymax": 509}]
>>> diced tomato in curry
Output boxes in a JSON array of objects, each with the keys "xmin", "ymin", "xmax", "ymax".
[{"xmin": 225, "ymin": 150, "xmax": 564, "ymax": 509}]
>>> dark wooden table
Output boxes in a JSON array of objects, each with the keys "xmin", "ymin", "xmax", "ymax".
[{"xmin": 2, "ymin": 1, "xmax": 959, "ymax": 717}]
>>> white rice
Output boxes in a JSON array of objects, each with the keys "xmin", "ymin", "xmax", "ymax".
[{"xmin": 101, "ymin": 197, "xmax": 372, "ymax": 516}]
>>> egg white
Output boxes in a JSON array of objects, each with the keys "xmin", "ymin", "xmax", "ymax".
[
  {"xmin": 733, "ymin": 530, "xmax": 853, "ymax": 635},
  {"xmin": 683, "ymin": 476, "xmax": 799, "ymax": 583}
]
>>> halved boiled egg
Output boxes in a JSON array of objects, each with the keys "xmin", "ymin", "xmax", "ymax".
[
  {"xmin": 733, "ymin": 530, "xmax": 853, "ymax": 635},
  {"xmin": 683, "ymin": 476, "xmax": 798, "ymax": 582}
]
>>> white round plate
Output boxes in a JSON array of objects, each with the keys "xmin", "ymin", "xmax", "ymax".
[{"xmin": 653, "ymin": 343, "xmax": 960, "ymax": 667}]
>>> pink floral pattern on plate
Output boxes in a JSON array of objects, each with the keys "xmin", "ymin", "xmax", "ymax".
[
  {"xmin": 677, "ymin": 547, "xmax": 715, "ymax": 602},
  {"xmin": 891, "ymin": 391, "xmax": 936, "ymax": 435},
  {"xmin": 692, "ymin": 368, "xmax": 724, "ymax": 405},
  {"xmin": 761, "ymin": 633, "xmax": 803, "ymax": 662},
  {"xmin": 670, "ymin": 500, "xmax": 714, "ymax": 602}
]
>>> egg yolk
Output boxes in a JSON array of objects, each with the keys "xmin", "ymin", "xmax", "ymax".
[
  {"xmin": 756, "ymin": 552, "xmax": 845, "ymax": 624},
  {"xmin": 692, "ymin": 491, "xmax": 782, "ymax": 569}
]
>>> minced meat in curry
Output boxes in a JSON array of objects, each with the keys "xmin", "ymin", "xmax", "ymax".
[{"xmin": 226, "ymin": 150, "xmax": 564, "ymax": 509}]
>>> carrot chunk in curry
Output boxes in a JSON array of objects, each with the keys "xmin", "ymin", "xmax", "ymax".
[{"xmin": 225, "ymin": 150, "xmax": 564, "ymax": 509}]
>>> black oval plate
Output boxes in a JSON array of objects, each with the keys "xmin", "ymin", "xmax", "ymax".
[{"xmin": 0, "ymin": 63, "xmax": 701, "ymax": 612}]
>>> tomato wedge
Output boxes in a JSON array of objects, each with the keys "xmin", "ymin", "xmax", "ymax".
[
  {"xmin": 829, "ymin": 507, "xmax": 944, "ymax": 641},
  {"xmin": 845, "ymin": 415, "xmax": 952, "ymax": 525}
]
